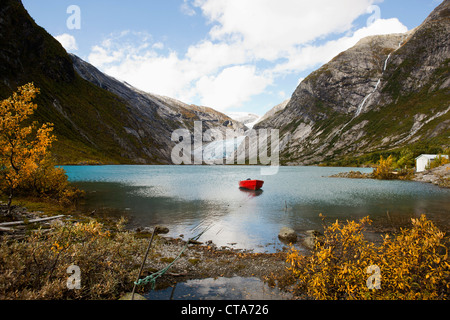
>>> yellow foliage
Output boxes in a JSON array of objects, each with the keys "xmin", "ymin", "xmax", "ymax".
[
  {"xmin": 0, "ymin": 84, "xmax": 53, "ymax": 206},
  {"xmin": 426, "ymin": 154, "xmax": 450, "ymax": 170},
  {"xmin": 373, "ymin": 155, "xmax": 395, "ymax": 180},
  {"xmin": 287, "ymin": 215, "xmax": 449, "ymax": 300},
  {"xmin": 0, "ymin": 83, "xmax": 82, "ymax": 209}
]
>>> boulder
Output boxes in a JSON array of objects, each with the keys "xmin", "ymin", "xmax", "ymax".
[
  {"xmin": 302, "ymin": 230, "xmax": 322, "ymax": 250},
  {"xmin": 155, "ymin": 225, "xmax": 169, "ymax": 234},
  {"xmin": 278, "ymin": 227, "xmax": 297, "ymax": 243}
]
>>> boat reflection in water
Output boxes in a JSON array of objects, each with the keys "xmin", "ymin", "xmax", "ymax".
[{"xmin": 239, "ymin": 188, "xmax": 263, "ymax": 197}]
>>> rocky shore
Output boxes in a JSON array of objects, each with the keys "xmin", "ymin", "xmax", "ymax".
[
  {"xmin": 2, "ymin": 184, "xmax": 448, "ymax": 300},
  {"xmin": 329, "ymin": 164, "xmax": 450, "ymax": 189},
  {"xmin": 329, "ymin": 170, "xmax": 373, "ymax": 179},
  {"xmin": 413, "ymin": 164, "xmax": 450, "ymax": 188}
]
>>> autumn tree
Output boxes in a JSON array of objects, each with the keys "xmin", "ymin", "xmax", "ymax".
[
  {"xmin": 372, "ymin": 155, "xmax": 395, "ymax": 180},
  {"xmin": 0, "ymin": 83, "xmax": 55, "ymax": 214}
]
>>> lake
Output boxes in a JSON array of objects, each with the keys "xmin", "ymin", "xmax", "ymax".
[{"xmin": 64, "ymin": 165, "xmax": 450, "ymax": 253}]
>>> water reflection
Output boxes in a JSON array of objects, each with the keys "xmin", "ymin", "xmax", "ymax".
[
  {"xmin": 239, "ymin": 188, "xmax": 263, "ymax": 197},
  {"xmin": 145, "ymin": 277, "xmax": 292, "ymax": 300}
]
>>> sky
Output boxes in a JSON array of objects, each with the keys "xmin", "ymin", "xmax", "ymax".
[{"xmin": 22, "ymin": 0, "xmax": 443, "ymax": 117}]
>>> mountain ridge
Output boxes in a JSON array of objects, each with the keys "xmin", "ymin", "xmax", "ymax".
[
  {"xmin": 255, "ymin": 0, "xmax": 450, "ymax": 165},
  {"xmin": 0, "ymin": 0, "xmax": 244, "ymax": 165},
  {"xmin": 2, "ymin": 0, "xmax": 448, "ymax": 166}
]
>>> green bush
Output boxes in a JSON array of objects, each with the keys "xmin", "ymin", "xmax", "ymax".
[{"xmin": 426, "ymin": 154, "xmax": 450, "ymax": 170}]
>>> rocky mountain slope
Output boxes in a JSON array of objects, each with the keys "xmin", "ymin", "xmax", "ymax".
[
  {"xmin": 256, "ymin": 0, "xmax": 450, "ymax": 165},
  {"xmin": 0, "ymin": 0, "xmax": 242, "ymax": 164},
  {"xmin": 256, "ymin": 99, "xmax": 290, "ymax": 125},
  {"xmin": 70, "ymin": 54, "xmax": 245, "ymax": 162}
]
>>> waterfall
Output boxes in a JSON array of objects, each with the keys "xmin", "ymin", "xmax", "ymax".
[
  {"xmin": 355, "ymin": 79, "xmax": 381, "ymax": 117},
  {"xmin": 383, "ymin": 53, "xmax": 392, "ymax": 71},
  {"xmin": 337, "ymin": 35, "xmax": 407, "ymax": 135},
  {"xmin": 354, "ymin": 36, "xmax": 406, "ymax": 117}
]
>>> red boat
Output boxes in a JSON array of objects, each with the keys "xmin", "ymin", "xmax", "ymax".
[{"xmin": 239, "ymin": 179, "xmax": 264, "ymax": 190}]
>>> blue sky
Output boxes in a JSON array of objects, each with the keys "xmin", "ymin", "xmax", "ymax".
[{"xmin": 23, "ymin": 0, "xmax": 442, "ymax": 117}]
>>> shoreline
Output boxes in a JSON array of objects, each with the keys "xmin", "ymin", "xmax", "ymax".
[
  {"xmin": 0, "ymin": 202, "xmax": 293, "ymax": 299},
  {"xmin": 329, "ymin": 164, "xmax": 450, "ymax": 189},
  {"xmin": 413, "ymin": 163, "xmax": 450, "ymax": 188},
  {"xmin": 0, "ymin": 203, "xmax": 448, "ymax": 300},
  {"xmin": 61, "ymin": 162, "xmax": 449, "ymax": 189}
]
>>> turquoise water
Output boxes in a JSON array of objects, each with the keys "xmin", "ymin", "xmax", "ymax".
[{"xmin": 64, "ymin": 165, "xmax": 450, "ymax": 252}]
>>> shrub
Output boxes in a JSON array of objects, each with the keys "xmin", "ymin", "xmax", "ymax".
[
  {"xmin": 372, "ymin": 155, "xmax": 396, "ymax": 180},
  {"xmin": 395, "ymin": 148, "xmax": 415, "ymax": 169},
  {"xmin": 0, "ymin": 83, "xmax": 82, "ymax": 210},
  {"xmin": 17, "ymin": 157, "xmax": 84, "ymax": 206},
  {"xmin": 0, "ymin": 83, "xmax": 54, "ymax": 213},
  {"xmin": 287, "ymin": 214, "xmax": 449, "ymax": 300},
  {"xmin": 0, "ymin": 219, "xmax": 146, "ymax": 299},
  {"xmin": 426, "ymin": 154, "xmax": 450, "ymax": 170}
]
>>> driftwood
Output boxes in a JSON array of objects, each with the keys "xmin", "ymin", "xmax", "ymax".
[{"xmin": 0, "ymin": 215, "xmax": 66, "ymax": 227}]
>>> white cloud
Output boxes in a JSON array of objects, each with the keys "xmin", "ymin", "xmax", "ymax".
[
  {"xmin": 272, "ymin": 18, "xmax": 408, "ymax": 75},
  {"xmin": 86, "ymin": 1, "xmax": 409, "ymax": 112},
  {"xmin": 185, "ymin": 40, "xmax": 249, "ymax": 74},
  {"xmin": 86, "ymin": 32, "xmax": 265, "ymax": 108},
  {"xmin": 88, "ymin": 45, "xmax": 123, "ymax": 67},
  {"xmin": 195, "ymin": 65, "xmax": 272, "ymax": 110},
  {"xmin": 102, "ymin": 50, "xmax": 191, "ymax": 99},
  {"xmin": 181, "ymin": 0, "xmax": 197, "ymax": 16},
  {"xmin": 152, "ymin": 42, "xmax": 164, "ymax": 50},
  {"xmin": 54, "ymin": 33, "xmax": 78, "ymax": 52},
  {"xmin": 193, "ymin": 0, "xmax": 377, "ymax": 61}
]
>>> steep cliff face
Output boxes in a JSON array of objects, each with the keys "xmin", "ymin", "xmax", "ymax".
[
  {"xmin": 0, "ymin": 0, "xmax": 243, "ymax": 164},
  {"xmin": 0, "ymin": 0, "xmax": 75, "ymax": 85},
  {"xmin": 256, "ymin": 0, "xmax": 450, "ymax": 165}
]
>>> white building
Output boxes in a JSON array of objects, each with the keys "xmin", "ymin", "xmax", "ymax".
[{"xmin": 415, "ymin": 154, "xmax": 449, "ymax": 172}]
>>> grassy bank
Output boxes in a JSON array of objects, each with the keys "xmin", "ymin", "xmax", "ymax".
[{"xmin": 0, "ymin": 198, "xmax": 288, "ymax": 300}]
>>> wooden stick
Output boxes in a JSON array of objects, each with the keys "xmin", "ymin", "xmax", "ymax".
[
  {"xmin": 131, "ymin": 227, "xmax": 158, "ymax": 300},
  {"xmin": 0, "ymin": 215, "xmax": 66, "ymax": 227}
]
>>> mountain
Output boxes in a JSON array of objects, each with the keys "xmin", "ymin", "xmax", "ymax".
[
  {"xmin": 70, "ymin": 54, "xmax": 245, "ymax": 162},
  {"xmin": 0, "ymin": 0, "xmax": 243, "ymax": 165},
  {"xmin": 256, "ymin": 99, "xmax": 290, "ymax": 125},
  {"xmin": 255, "ymin": 0, "xmax": 450, "ymax": 165}
]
